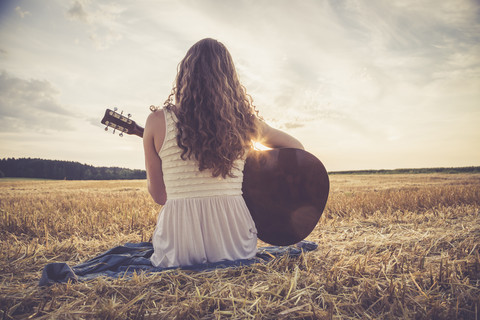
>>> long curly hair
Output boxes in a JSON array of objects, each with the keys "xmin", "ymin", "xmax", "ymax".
[{"xmin": 157, "ymin": 38, "xmax": 261, "ymax": 178}]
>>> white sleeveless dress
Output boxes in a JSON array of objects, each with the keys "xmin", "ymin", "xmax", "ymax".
[{"xmin": 150, "ymin": 109, "xmax": 258, "ymax": 268}]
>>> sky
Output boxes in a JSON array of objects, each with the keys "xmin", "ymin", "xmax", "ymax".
[{"xmin": 0, "ymin": 0, "xmax": 479, "ymax": 172}]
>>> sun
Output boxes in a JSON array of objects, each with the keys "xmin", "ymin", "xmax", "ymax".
[{"xmin": 252, "ymin": 141, "xmax": 271, "ymax": 151}]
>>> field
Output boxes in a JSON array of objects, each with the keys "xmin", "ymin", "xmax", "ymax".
[{"xmin": 0, "ymin": 174, "xmax": 479, "ymax": 319}]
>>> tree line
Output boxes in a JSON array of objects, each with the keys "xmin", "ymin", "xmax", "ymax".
[
  {"xmin": 330, "ymin": 166, "xmax": 480, "ymax": 175},
  {"xmin": 0, "ymin": 158, "xmax": 146, "ymax": 180}
]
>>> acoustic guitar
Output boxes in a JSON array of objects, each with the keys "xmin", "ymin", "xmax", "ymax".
[{"xmin": 101, "ymin": 108, "xmax": 329, "ymax": 245}]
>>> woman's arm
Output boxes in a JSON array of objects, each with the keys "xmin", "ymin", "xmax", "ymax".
[
  {"xmin": 143, "ymin": 110, "xmax": 167, "ymax": 205},
  {"xmin": 256, "ymin": 118, "xmax": 305, "ymax": 150}
]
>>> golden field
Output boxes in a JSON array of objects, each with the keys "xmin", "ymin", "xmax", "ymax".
[{"xmin": 0, "ymin": 174, "xmax": 479, "ymax": 319}]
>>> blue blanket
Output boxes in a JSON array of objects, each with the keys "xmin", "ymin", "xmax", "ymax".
[{"xmin": 39, "ymin": 241, "xmax": 318, "ymax": 286}]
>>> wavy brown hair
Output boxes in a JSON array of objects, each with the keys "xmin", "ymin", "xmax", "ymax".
[{"xmin": 158, "ymin": 38, "xmax": 260, "ymax": 178}]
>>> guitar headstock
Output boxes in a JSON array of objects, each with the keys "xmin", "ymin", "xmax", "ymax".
[{"xmin": 101, "ymin": 108, "xmax": 144, "ymax": 138}]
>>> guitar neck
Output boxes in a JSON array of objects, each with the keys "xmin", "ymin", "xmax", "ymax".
[
  {"xmin": 132, "ymin": 126, "xmax": 144, "ymax": 138},
  {"xmin": 101, "ymin": 108, "xmax": 144, "ymax": 138}
]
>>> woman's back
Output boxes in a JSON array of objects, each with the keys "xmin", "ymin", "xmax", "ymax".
[{"xmin": 160, "ymin": 109, "xmax": 245, "ymax": 199}]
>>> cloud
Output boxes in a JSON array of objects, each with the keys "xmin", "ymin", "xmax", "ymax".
[
  {"xmin": 67, "ymin": 1, "xmax": 87, "ymax": 22},
  {"xmin": 283, "ymin": 122, "xmax": 305, "ymax": 130},
  {"xmin": 329, "ymin": 0, "xmax": 480, "ymax": 74},
  {"xmin": 66, "ymin": 1, "xmax": 124, "ymax": 50},
  {"xmin": 0, "ymin": 72, "xmax": 75, "ymax": 132},
  {"xmin": 0, "ymin": 0, "xmax": 477, "ymax": 170},
  {"xmin": 15, "ymin": 6, "xmax": 30, "ymax": 18}
]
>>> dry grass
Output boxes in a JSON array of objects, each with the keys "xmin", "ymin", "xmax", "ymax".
[{"xmin": 0, "ymin": 174, "xmax": 479, "ymax": 319}]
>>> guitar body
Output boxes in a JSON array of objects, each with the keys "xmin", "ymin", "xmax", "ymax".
[
  {"xmin": 243, "ymin": 148, "xmax": 329, "ymax": 245},
  {"xmin": 101, "ymin": 109, "xmax": 330, "ymax": 246}
]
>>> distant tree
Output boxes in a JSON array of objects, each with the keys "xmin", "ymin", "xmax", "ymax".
[{"xmin": 0, "ymin": 158, "xmax": 147, "ymax": 180}]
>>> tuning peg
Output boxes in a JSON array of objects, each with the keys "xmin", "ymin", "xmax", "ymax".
[
  {"xmin": 112, "ymin": 129, "xmax": 116, "ymax": 134},
  {"xmin": 121, "ymin": 110, "xmax": 124, "ymax": 115},
  {"xmin": 104, "ymin": 126, "xmax": 108, "ymax": 131},
  {"xmin": 128, "ymin": 113, "xmax": 132, "ymax": 118},
  {"xmin": 114, "ymin": 107, "xmax": 118, "ymax": 112},
  {"xmin": 119, "ymin": 132, "xmax": 124, "ymax": 137}
]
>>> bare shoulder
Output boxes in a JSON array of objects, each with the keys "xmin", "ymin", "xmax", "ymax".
[
  {"xmin": 146, "ymin": 108, "xmax": 165, "ymax": 126},
  {"xmin": 145, "ymin": 108, "xmax": 166, "ymax": 134}
]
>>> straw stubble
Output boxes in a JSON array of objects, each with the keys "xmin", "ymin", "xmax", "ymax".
[{"xmin": 0, "ymin": 174, "xmax": 479, "ymax": 319}]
